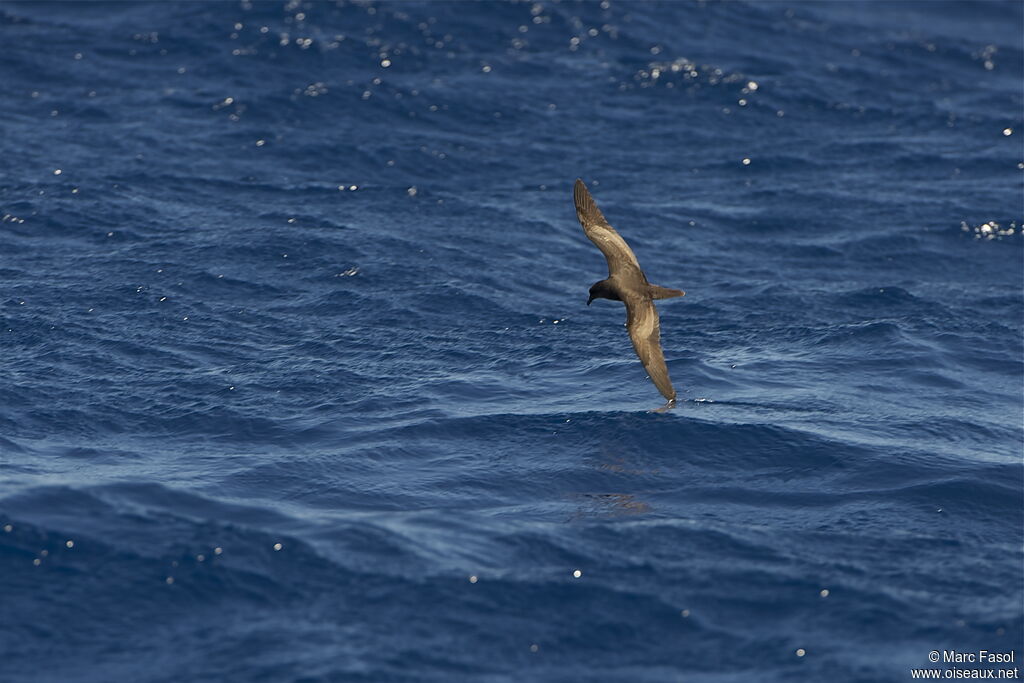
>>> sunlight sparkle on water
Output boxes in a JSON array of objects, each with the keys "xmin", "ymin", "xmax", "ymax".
[{"xmin": 961, "ymin": 220, "xmax": 1017, "ymax": 240}]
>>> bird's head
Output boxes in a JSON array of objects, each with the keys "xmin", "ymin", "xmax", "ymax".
[{"xmin": 587, "ymin": 280, "xmax": 615, "ymax": 306}]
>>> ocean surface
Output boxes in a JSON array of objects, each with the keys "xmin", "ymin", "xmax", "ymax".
[{"xmin": 1, "ymin": 1, "xmax": 1021, "ymax": 681}]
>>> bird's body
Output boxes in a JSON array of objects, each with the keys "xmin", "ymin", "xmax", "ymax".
[{"xmin": 573, "ymin": 178, "xmax": 684, "ymax": 404}]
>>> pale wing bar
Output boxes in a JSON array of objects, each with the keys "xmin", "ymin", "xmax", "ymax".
[
  {"xmin": 573, "ymin": 179, "xmax": 643, "ymax": 276},
  {"xmin": 625, "ymin": 298, "xmax": 676, "ymax": 401}
]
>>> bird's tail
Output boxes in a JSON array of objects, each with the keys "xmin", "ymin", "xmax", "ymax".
[{"xmin": 648, "ymin": 284, "xmax": 685, "ymax": 299}]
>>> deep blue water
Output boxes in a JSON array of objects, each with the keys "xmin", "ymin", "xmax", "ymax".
[{"xmin": 1, "ymin": 1, "xmax": 1022, "ymax": 681}]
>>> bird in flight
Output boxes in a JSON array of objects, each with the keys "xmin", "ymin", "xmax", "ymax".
[{"xmin": 573, "ymin": 178, "xmax": 685, "ymax": 405}]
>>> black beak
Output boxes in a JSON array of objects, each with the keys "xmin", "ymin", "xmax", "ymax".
[{"xmin": 586, "ymin": 296, "xmax": 593, "ymax": 306}]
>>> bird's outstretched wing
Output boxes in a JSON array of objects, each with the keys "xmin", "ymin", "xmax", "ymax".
[
  {"xmin": 625, "ymin": 296, "xmax": 676, "ymax": 401},
  {"xmin": 574, "ymin": 179, "xmax": 644, "ymax": 279}
]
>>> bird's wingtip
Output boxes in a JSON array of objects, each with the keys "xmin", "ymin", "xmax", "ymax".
[
  {"xmin": 652, "ymin": 397, "xmax": 677, "ymax": 413},
  {"xmin": 573, "ymin": 178, "xmax": 591, "ymax": 207}
]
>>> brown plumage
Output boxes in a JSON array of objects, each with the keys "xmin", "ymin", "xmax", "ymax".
[{"xmin": 574, "ymin": 178, "xmax": 685, "ymax": 403}]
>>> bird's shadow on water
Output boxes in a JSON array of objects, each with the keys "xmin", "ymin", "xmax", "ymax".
[{"xmin": 561, "ymin": 395, "xmax": 856, "ymax": 514}]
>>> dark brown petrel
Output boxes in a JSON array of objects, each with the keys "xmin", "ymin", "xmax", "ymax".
[{"xmin": 573, "ymin": 178, "xmax": 685, "ymax": 404}]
